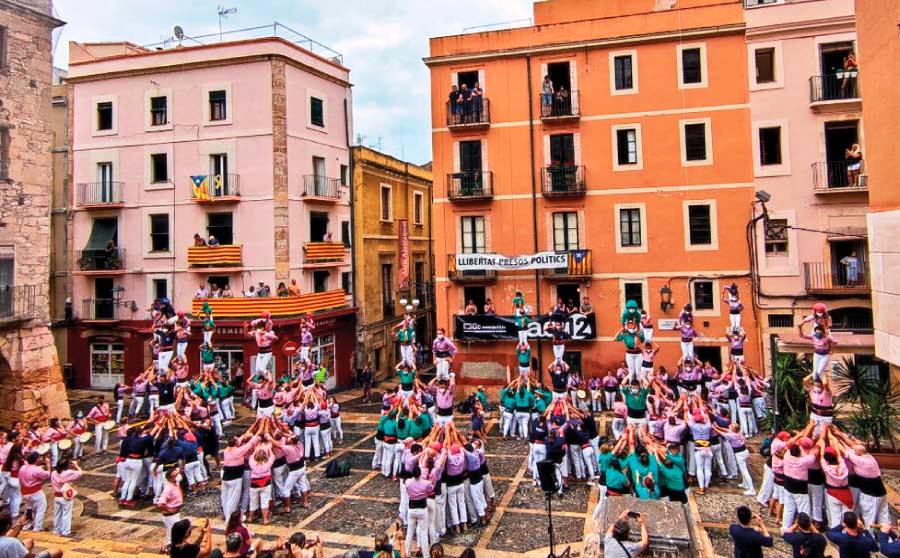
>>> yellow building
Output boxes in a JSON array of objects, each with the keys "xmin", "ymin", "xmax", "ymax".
[
  {"xmin": 49, "ymin": 74, "xmax": 70, "ymax": 377},
  {"xmin": 351, "ymin": 146, "xmax": 433, "ymax": 381}
]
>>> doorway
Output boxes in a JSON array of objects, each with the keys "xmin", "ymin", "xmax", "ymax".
[
  {"xmin": 312, "ymin": 156, "xmax": 327, "ymax": 195},
  {"xmin": 94, "ymin": 277, "xmax": 114, "ymax": 319},
  {"xmin": 463, "ymin": 286, "xmax": 486, "ymax": 312},
  {"xmin": 546, "ymin": 61, "xmax": 571, "ymax": 91},
  {"xmin": 830, "ymin": 239, "xmax": 867, "ymax": 286},
  {"xmin": 562, "ymin": 351, "xmax": 582, "ymax": 375},
  {"xmin": 556, "ymin": 284, "xmax": 581, "ymax": 308},
  {"xmin": 310, "ymin": 212, "xmax": 329, "ymax": 242},
  {"xmin": 457, "ymin": 70, "xmax": 478, "ymax": 89},
  {"xmin": 824, "ymin": 121, "xmax": 858, "ymax": 188},
  {"xmin": 694, "ymin": 346, "xmax": 723, "ymax": 371}
]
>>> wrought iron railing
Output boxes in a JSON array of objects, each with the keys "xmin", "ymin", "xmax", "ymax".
[
  {"xmin": 81, "ymin": 298, "xmax": 119, "ymax": 321},
  {"xmin": 302, "ymin": 175, "xmax": 342, "ymax": 199},
  {"xmin": 446, "ymin": 98, "xmax": 491, "ymax": 127},
  {"xmin": 540, "ymin": 89, "xmax": 580, "ymax": 119},
  {"xmin": 75, "ymin": 249, "xmax": 126, "ymax": 272},
  {"xmin": 447, "ymin": 170, "xmax": 493, "ymax": 200},
  {"xmin": 0, "ymin": 284, "xmax": 37, "ymax": 324},
  {"xmin": 77, "ymin": 181, "xmax": 124, "ymax": 206},
  {"xmin": 542, "ymin": 165, "xmax": 586, "ymax": 197},
  {"xmin": 809, "ymin": 74, "xmax": 860, "ymax": 103}
]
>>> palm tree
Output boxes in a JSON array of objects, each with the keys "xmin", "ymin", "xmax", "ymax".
[
  {"xmin": 833, "ymin": 357, "xmax": 900, "ymax": 451},
  {"xmin": 765, "ymin": 352, "xmax": 812, "ymax": 432}
]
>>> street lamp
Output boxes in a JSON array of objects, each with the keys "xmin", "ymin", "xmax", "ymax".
[{"xmin": 659, "ymin": 284, "xmax": 674, "ymax": 312}]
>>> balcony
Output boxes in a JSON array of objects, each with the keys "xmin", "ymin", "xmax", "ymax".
[
  {"xmin": 541, "ymin": 249, "xmax": 592, "ymax": 280},
  {"xmin": 541, "ymin": 165, "xmax": 586, "ymax": 198},
  {"xmin": 302, "ymin": 175, "xmax": 343, "ymax": 202},
  {"xmin": 0, "ymin": 285, "xmax": 37, "ymax": 326},
  {"xmin": 81, "ymin": 298, "xmax": 119, "ymax": 321},
  {"xmin": 74, "ymin": 249, "xmax": 126, "ymax": 275},
  {"xmin": 540, "ymin": 90, "xmax": 580, "ymax": 123},
  {"xmin": 190, "ymin": 289, "xmax": 347, "ymax": 318},
  {"xmin": 804, "ymin": 261, "xmax": 870, "ymax": 295},
  {"xmin": 303, "ymin": 241, "xmax": 346, "ymax": 265},
  {"xmin": 743, "ymin": 0, "xmax": 781, "ymax": 6},
  {"xmin": 76, "ymin": 182, "xmax": 124, "ymax": 209},
  {"xmin": 812, "ymin": 161, "xmax": 868, "ymax": 194},
  {"xmin": 187, "ymin": 245, "xmax": 243, "ymax": 269},
  {"xmin": 447, "ymin": 171, "xmax": 493, "ymax": 201},
  {"xmin": 809, "ymin": 74, "xmax": 860, "ymax": 109},
  {"xmin": 446, "ymin": 99, "xmax": 490, "ymax": 132},
  {"xmin": 447, "ymin": 254, "xmax": 497, "ymax": 283},
  {"xmin": 190, "ymin": 174, "xmax": 240, "ymax": 203}
]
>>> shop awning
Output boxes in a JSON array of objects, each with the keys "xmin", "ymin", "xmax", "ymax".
[{"xmin": 84, "ymin": 219, "xmax": 117, "ymax": 251}]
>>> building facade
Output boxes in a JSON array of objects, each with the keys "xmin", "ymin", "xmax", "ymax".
[
  {"xmin": 0, "ymin": 0, "xmax": 70, "ymax": 421},
  {"xmin": 351, "ymin": 146, "xmax": 433, "ymax": 382},
  {"xmin": 745, "ymin": 0, "xmax": 877, "ymax": 374},
  {"xmin": 855, "ymin": 0, "xmax": 900, "ymax": 380},
  {"xmin": 426, "ymin": 0, "xmax": 760, "ymax": 383},
  {"xmin": 50, "ymin": 72, "xmax": 70, "ymax": 372},
  {"xmin": 65, "ymin": 35, "xmax": 357, "ymax": 389}
]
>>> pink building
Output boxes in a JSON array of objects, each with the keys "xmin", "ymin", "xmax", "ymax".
[
  {"xmin": 745, "ymin": 0, "xmax": 876, "ymax": 374},
  {"xmin": 65, "ymin": 34, "xmax": 356, "ymax": 389}
]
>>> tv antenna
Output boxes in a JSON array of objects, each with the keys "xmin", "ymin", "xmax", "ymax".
[
  {"xmin": 174, "ymin": 25, "xmax": 185, "ymax": 45},
  {"xmin": 217, "ymin": 6, "xmax": 237, "ymax": 42}
]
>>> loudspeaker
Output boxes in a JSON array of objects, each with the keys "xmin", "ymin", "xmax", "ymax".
[{"xmin": 537, "ymin": 459, "xmax": 558, "ymax": 493}]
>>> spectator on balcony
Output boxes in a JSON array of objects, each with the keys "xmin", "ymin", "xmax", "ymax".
[
  {"xmin": 555, "ymin": 85, "xmax": 570, "ymax": 116},
  {"xmin": 193, "ymin": 234, "xmax": 207, "ymax": 247},
  {"xmin": 483, "ymin": 299, "xmax": 495, "ymax": 316},
  {"xmin": 448, "ymin": 85, "xmax": 461, "ymax": 124},
  {"xmin": 104, "ymin": 240, "xmax": 118, "ymax": 269},
  {"xmin": 541, "ymin": 75, "xmax": 554, "ymax": 114},
  {"xmin": 579, "ymin": 297, "xmax": 594, "ymax": 315},
  {"xmin": 840, "ymin": 251, "xmax": 860, "ymax": 286},
  {"xmin": 244, "ymin": 286, "xmax": 256, "ymax": 298},
  {"xmin": 210, "ymin": 285, "xmax": 222, "ymax": 299},
  {"xmin": 207, "ymin": 235, "xmax": 220, "ymax": 248},
  {"xmin": 459, "ymin": 84, "xmax": 471, "ymax": 123},
  {"xmin": 464, "ymin": 300, "xmax": 478, "ymax": 316},
  {"xmin": 841, "ymin": 51, "xmax": 858, "ymax": 98},
  {"xmin": 288, "ymin": 279, "xmax": 301, "ymax": 297},
  {"xmin": 845, "ymin": 144, "xmax": 862, "ymax": 187},
  {"xmin": 565, "ymin": 298, "xmax": 576, "ymax": 314},
  {"xmin": 257, "ymin": 282, "xmax": 271, "ymax": 298},
  {"xmin": 471, "ymin": 82, "xmax": 484, "ymax": 122},
  {"xmin": 323, "ymin": 231, "xmax": 333, "ymax": 242},
  {"xmin": 221, "ymin": 284, "xmax": 233, "ymax": 298},
  {"xmin": 276, "ymin": 283, "xmax": 289, "ymax": 298},
  {"xmin": 195, "ymin": 283, "xmax": 210, "ymax": 299}
]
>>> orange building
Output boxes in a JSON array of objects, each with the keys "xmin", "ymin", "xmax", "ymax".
[{"xmin": 425, "ymin": 0, "xmax": 759, "ymax": 382}]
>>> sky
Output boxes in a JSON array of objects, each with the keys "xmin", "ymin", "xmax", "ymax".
[{"xmin": 52, "ymin": 0, "xmax": 534, "ymax": 165}]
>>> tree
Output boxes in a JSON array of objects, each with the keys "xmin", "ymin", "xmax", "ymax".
[
  {"xmin": 764, "ymin": 352, "xmax": 812, "ymax": 432},
  {"xmin": 832, "ymin": 357, "xmax": 900, "ymax": 451}
]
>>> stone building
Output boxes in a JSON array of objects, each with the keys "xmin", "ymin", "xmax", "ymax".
[
  {"xmin": 351, "ymin": 146, "xmax": 433, "ymax": 382},
  {"xmin": 0, "ymin": 0, "xmax": 70, "ymax": 422}
]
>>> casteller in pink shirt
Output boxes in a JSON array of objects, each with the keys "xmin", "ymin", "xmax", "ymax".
[{"xmin": 51, "ymin": 469, "xmax": 82, "ymax": 492}]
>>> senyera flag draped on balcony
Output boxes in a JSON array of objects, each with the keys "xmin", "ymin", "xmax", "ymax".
[
  {"xmin": 452, "ymin": 250, "xmax": 591, "ymax": 272},
  {"xmin": 191, "ymin": 289, "xmax": 346, "ymax": 319}
]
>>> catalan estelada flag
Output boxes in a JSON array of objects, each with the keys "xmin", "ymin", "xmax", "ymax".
[
  {"xmin": 568, "ymin": 249, "xmax": 591, "ymax": 276},
  {"xmin": 191, "ymin": 175, "xmax": 211, "ymax": 200}
]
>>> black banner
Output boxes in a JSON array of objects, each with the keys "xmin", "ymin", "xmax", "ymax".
[{"xmin": 454, "ymin": 313, "xmax": 596, "ymax": 341}]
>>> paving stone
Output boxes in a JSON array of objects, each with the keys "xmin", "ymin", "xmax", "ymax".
[
  {"xmin": 78, "ymin": 451, "xmax": 117, "ymax": 471},
  {"xmin": 306, "ymin": 470, "xmax": 368, "ymax": 495},
  {"xmin": 336, "ymin": 431, "xmax": 372, "ymax": 446},
  {"xmin": 486, "ymin": 510, "xmax": 584, "ymax": 552},
  {"xmin": 321, "ymin": 450, "xmax": 376, "ymax": 471},
  {"xmin": 485, "ymin": 456, "xmax": 524, "ymax": 479},
  {"xmin": 305, "ymin": 499, "xmax": 397, "ymax": 536},
  {"xmin": 485, "ymin": 436, "xmax": 529, "ymax": 455},
  {"xmin": 266, "ymin": 495, "xmax": 330, "ymax": 526},
  {"xmin": 352, "ymin": 473, "xmax": 399, "ymax": 500},
  {"xmin": 509, "ymin": 481, "xmax": 591, "ymax": 513}
]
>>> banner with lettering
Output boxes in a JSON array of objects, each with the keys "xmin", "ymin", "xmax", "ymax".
[
  {"xmin": 454, "ymin": 313, "xmax": 596, "ymax": 341},
  {"xmin": 397, "ymin": 218, "xmax": 410, "ymax": 289},
  {"xmin": 454, "ymin": 251, "xmax": 568, "ymax": 271}
]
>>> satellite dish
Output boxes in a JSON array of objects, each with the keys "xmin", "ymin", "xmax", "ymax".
[{"xmin": 174, "ymin": 26, "xmax": 184, "ymax": 40}]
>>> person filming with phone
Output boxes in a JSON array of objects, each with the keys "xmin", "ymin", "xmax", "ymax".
[{"xmin": 603, "ymin": 509, "xmax": 649, "ymax": 558}]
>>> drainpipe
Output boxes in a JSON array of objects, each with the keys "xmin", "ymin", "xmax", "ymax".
[
  {"xmin": 526, "ymin": 55, "xmax": 543, "ymax": 379},
  {"xmin": 344, "ymin": 98, "xmax": 357, "ymax": 310}
]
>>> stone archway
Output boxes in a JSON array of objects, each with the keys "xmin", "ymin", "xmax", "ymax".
[{"xmin": 0, "ymin": 325, "xmax": 70, "ymax": 424}]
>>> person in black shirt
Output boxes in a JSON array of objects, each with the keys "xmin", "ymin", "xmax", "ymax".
[
  {"xmin": 549, "ymin": 361, "xmax": 570, "ymax": 401},
  {"xmin": 545, "ymin": 427, "xmax": 567, "ymax": 495},
  {"xmin": 729, "ymin": 505, "xmax": 773, "ymax": 558},
  {"xmin": 784, "ymin": 513, "xmax": 826, "ymax": 558},
  {"xmin": 157, "ymin": 373, "xmax": 177, "ymax": 411},
  {"xmin": 168, "ymin": 518, "xmax": 214, "ymax": 558},
  {"xmin": 448, "ymin": 85, "xmax": 461, "ymax": 124}
]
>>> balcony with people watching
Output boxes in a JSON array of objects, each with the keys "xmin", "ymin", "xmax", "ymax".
[
  {"xmin": 446, "ymin": 83, "xmax": 490, "ymax": 131},
  {"xmin": 540, "ymin": 62, "xmax": 580, "ymax": 122},
  {"xmin": 187, "ymin": 233, "xmax": 243, "ymax": 270},
  {"xmin": 191, "ymin": 287, "xmax": 347, "ymax": 318},
  {"xmin": 809, "ymin": 43, "xmax": 860, "ymax": 108}
]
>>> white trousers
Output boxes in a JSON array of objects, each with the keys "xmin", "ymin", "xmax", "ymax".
[
  {"xmin": 94, "ymin": 423, "xmax": 109, "ymax": 453},
  {"xmin": 203, "ymin": 330, "xmax": 213, "ymax": 345},
  {"xmin": 121, "ymin": 458, "xmax": 143, "ymax": 501},
  {"xmin": 734, "ymin": 450, "xmax": 754, "ymax": 493},
  {"xmin": 162, "ymin": 512, "xmax": 181, "ymax": 547},
  {"xmin": 604, "ymin": 391, "xmax": 616, "ymax": 411},
  {"xmin": 625, "ymin": 353, "xmax": 641, "ymax": 377},
  {"xmin": 695, "ymin": 450, "xmax": 712, "ymax": 489},
  {"xmin": 220, "ymin": 477, "xmax": 243, "ymax": 520},
  {"xmin": 184, "ymin": 460, "xmax": 203, "ymax": 487},
  {"xmin": 514, "ymin": 412, "xmax": 530, "ymax": 439},
  {"xmin": 581, "ymin": 445, "xmax": 597, "ymax": 479},
  {"xmin": 447, "ymin": 484, "xmax": 467, "ymax": 526},
  {"xmin": 531, "ymin": 444, "xmax": 546, "ymax": 481},
  {"xmin": 405, "ymin": 506, "xmax": 430, "ymax": 558},
  {"xmin": 434, "ymin": 489, "xmax": 447, "ymax": 537},
  {"xmin": 502, "ymin": 411, "xmax": 516, "ymax": 437},
  {"xmin": 825, "ymin": 492, "xmax": 851, "ymax": 529},
  {"xmin": 435, "ymin": 359, "xmax": 450, "ymax": 381},
  {"xmin": 680, "ymin": 341, "xmax": 694, "ymax": 360},
  {"xmin": 177, "ymin": 341, "xmax": 188, "ymax": 359},
  {"xmin": 23, "ymin": 490, "xmax": 47, "ymax": 531},
  {"xmin": 255, "ymin": 352, "xmax": 272, "ymax": 375},
  {"xmin": 158, "ymin": 351, "xmax": 173, "ymax": 374},
  {"xmin": 319, "ymin": 428, "xmax": 333, "ymax": 455},
  {"xmin": 552, "ymin": 344, "xmax": 565, "ymax": 362},
  {"xmin": 738, "ymin": 407, "xmax": 757, "ymax": 437},
  {"xmin": 468, "ymin": 480, "xmax": 487, "ymax": 518},
  {"xmin": 304, "ymin": 426, "xmax": 321, "ymax": 459},
  {"xmin": 284, "ymin": 467, "xmax": 309, "ymax": 496},
  {"xmin": 643, "ymin": 327, "xmax": 654, "ymax": 342},
  {"xmin": 5, "ymin": 477, "xmax": 20, "ymax": 518},
  {"xmin": 272, "ymin": 464, "xmax": 288, "ymax": 499},
  {"xmin": 332, "ymin": 417, "xmax": 343, "ymax": 442},
  {"xmin": 249, "ymin": 483, "xmax": 272, "ymax": 512},
  {"xmin": 401, "ymin": 345, "xmax": 414, "ymax": 367},
  {"xmin": 813, "ymin": 352, "xmax": 830, "ymax": 380},
  {"xmin": 381, "ymin": 443, "xmax": 395, "ymax": 477},
  {"xmin": 808, "ymin": 482, "xmax": 825, "ymax": 522},
  {"xmin": 372, "ymin": 439, "xmax": 384, "ymax": 469},
  {"xmin": 782, "ymin": 490, "xmax": 811, "ymax": 533},
  {"xmin": 222, "ymin": 397, "xmax": 235, "ymax": 421},
  {"xmin": 857, "ymin": 492, "xmax": 889, "ymax": 529},
  {"xmin": 569, "ymin": 445, "xmax": 585, "ymax": 480},
  {"xmin": 116, "ymin": 399, "xmax": 125, "ymax": 423},
  {"xmin": 53, "ymin": 497, "xmax": 73, "ymax": 536},
  {"xmin": 758, "ymin": 465, "xmax": 774, "ymax": 506},
  {"xmin": 729, "ymin": 313, "xmax": 741, "ymax": 330}
]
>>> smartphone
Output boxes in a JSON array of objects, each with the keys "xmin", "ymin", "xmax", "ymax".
[{"xmin": 627, "ymin": 511, "xmax": 641, "ymax": 519}]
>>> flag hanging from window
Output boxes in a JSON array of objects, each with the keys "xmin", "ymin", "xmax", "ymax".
[
  {"xmin": 191, "ymin": 175, "xmax": 211, "ymax": 200},
  {"xmin": 212, "ymin": 174, "xmax": 223, "ymax": 191},
  {"xmin": 567, "ymin": 249, "xmax": 591, "ymax": 276}
]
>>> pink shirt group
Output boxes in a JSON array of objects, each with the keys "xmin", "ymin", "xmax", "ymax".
[
  {"xmin": 51, "ymin": 469, "xmax": 82, "ymax": 492},
  {"xmin": 158, "ymin": 482, "xmax": 183, "ymax": 509}
]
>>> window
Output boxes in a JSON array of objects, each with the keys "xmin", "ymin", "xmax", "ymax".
[
  {"xmin": 310, "ymin": 212, "xmax": 329, "ymax": 242},
  {"xmin": 97, "ymin": 102, "xmax": 113, "ymax": 131},
  {"xmin": 97, "ymin": 162, "xmax": 113, "ymax": 186},
  {"xmin": 149, "ymin": 214, "xmax": 170, "ymax": 252},
  {"xmin": 755, "ymin": 48, "xmax": 775, "ymax": 84},
  {"xmin": 0, "ymin": 127, "xmax": 10, "ymax": 180},
  {"xmin": 150, "ymin": 96, "xmax": 167, "ymax": 126},
  {"xmin": 381, "ymin": 263, "xmax": 394, "ymax": 318},
  {"xmin": 341, "ymin": 221, "xmax": 351, "ymax": 247},
  {"xmin": 340, "ymin": 165, "xmax": 349, "ymax": 186},
  {"xmin": 209, "ymin": 90, "xmax": 227, "ymax": 121},
  {"xmin": 687, "ymin": 204, "xmax": 712, "ymax": 246},
  {"xmin": 152, "ymin": 278, "xmax": 169, "ymax": 301},
  {"xmin": 619, "ymin": 208, "xmax": 642, "ymax": 247},
  {"xmin": 684, "ymin": 123, "xmax": 708, "ymax": 162},
  {"xmin": 380, "ymin": 185, "xmax": 392, "ymax": 222},
  {"xmin": 313, "ymin": 271, "xmax": 330, "ymax": 293},
  {"xmin": 460, "ymin": 216, "xmax": 486, "ymax": 253},
  {"xmin": 549, "ymin": 133, "xmax": 575, "ymax": 166},
  {"xmin": 0, "ymin": 26, "xmax": 6, "ymax": 69},
  {"xmin": 552, "ymin": 212, "xmax": 579, "ymax": 251},
  {"xmin": 210, "ymin": 153, "xmax": 228, "ymax": 177},
  {"xmin": 207, "ymin": 213, "xmax": 233, "ymax": 245},
  {"xmin": 613, "ymin": 55, "xmax": 633, "ymax": 90},
  {"xmin": 341, "ymin": 271, "xmax": 352, "ymax": 294},
  {"xmin": 207, "ymin": 276, "xmax": 229, "ymax": 290},
  {"xmin": 210, "ymin": 154, "xmax": 232, "ymax": 196},
  {"xmin": 310, "ymin": 97, "xmax": 324, "ymax": 127},
  {"xmin": 90, "ymin": 343, "xmax": 125, "ymax": 388},
  {"xmin": 624, "ymin": 282, "xmax": 644, "ymax": 311},
  {"xmin": 693, "ymin": 280, "xmax": 715, "ymax": 311},
  {"xmin": 681, "ymin": 47, "xmax": 703, "ymax": 85},
  {"xmin": 414, "ymin": 191, "xmax": 424, "ymax": 225},
  {"xmin": 151, "ymin": 153, "xmax": 168, "ymax": 183},
  {"xmin": 759, "ymin": 126, "xmax": 782, "ymax": 166},
  {"xmin": 768, "ymin": 314, "xmax": 794, "ymax": 328},
  {"xmin": 764, "ymin": 218, "xmax": 789, "ymax": 255},
  {"xmin": 616, "ymin": 128, "xmax": 638, "ymax": 165}
]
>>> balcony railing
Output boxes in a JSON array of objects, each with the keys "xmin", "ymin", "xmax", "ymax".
[
  {"xmin": 542, "ymin": 165, "xmax": 586, "ymax": 197},
  {"xmin": 187, "ymin": 245, "xmax": 243, "ymax": 268},
  {"xmin": 302, "ymin": 175, "xmax": 342, "ymax": 200},
  {"xmin": 190, "ymin": 289, "xmax": 347, "ymax": 318},
  {"xmin": 447, "ymin": 254, "xmax": 497, "ymax": 283},
  {"xmin": 804, "ymin": 261, "xmax": 870, "ymax": 294},
  {"xmin": 77, "ymin": 182, "xmax": 124, "ymax": 207},
  {"xmin": 304, "ymin": 241, "xmax": 346, "ymax": 264},
  {"xmin": 75, "ymin": 249, "xmax": 126, "ymax": 273},
  {"xmin": 541, "ymin": 249, "xmax": 592, "ymax": 278},
  {"xmin": 809, "ymin": 74, "xmax": 860, "ymax": 104},
  {"xmin": 447, "ymin": 171, "xmax": 493, "ymax": 201},
  {"xmin": 0, "ymin": 285, "xmax": 37, "ymax": 325},
  {"xmin": 540, "ymin": 89, "xmax": 580, "ymax": 120},
  {"xmin": 81, "ymin": 298, "xmax": 119, "ymax": 321},
  {"xmin": 446, "ymin": 98, "xmax": 491, "ymax": 129},
  {"xmin": 190, "ymin": 174, "xmax": 240, "ymax": 201},
  {"xmin": 812, "ymin": 161, "xmax": 867, "ymax": 192},
  {"xmin": 744, "ymin": 0, "xmax": 781, "ymax": 7}
]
